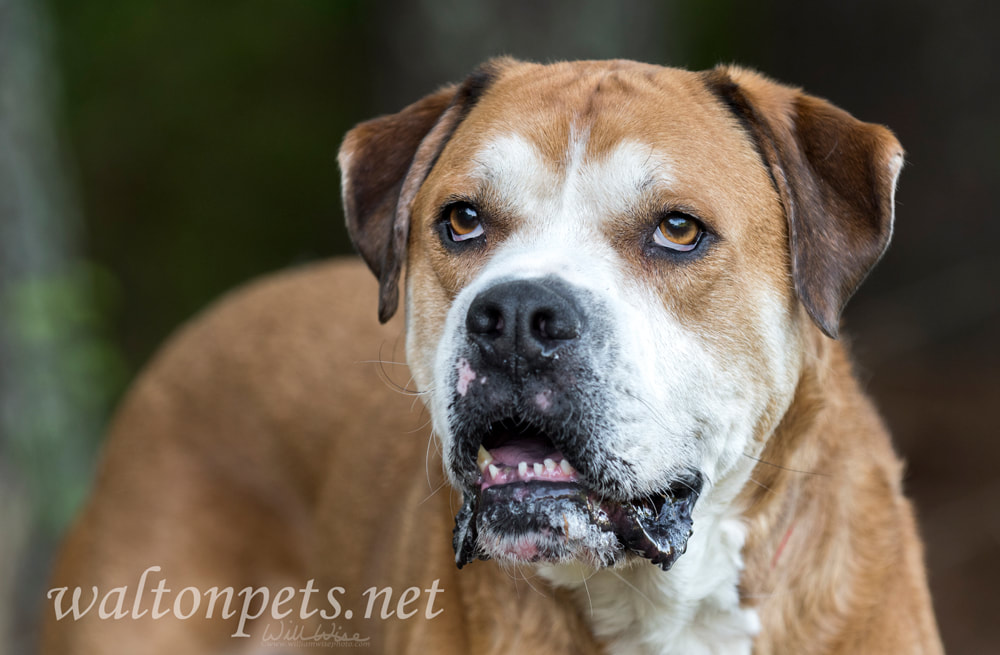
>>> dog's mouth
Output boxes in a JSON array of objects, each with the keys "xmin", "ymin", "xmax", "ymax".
[{"xmin": 452, "ymin": 420, "xmax": 702, "ymax": 571}]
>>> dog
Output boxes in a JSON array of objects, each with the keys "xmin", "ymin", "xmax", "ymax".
[{"xmin": 42, "ymin": 58, "xmax": 943, "ymax": 654}]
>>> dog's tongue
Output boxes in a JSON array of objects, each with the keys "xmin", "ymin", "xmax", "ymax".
[{"xmin": 452, "ymin": 482, "xmax": 697, "ymax": 571}]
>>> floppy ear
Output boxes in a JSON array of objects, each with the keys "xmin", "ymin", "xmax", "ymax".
[
  {"xmin": 339, "ymin": 63, "xmax": 501, "ymax": 322},
  {"xmin": 704, "ymin": 67, "xmax": 904, "ymax": 338}
]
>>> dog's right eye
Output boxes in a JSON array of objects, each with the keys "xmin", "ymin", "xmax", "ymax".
[{"xmin": 445, "ymin": 203, "xmax": 484, "ymax": 242}]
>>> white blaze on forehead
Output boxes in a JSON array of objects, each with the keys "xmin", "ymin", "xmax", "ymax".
[{"xmin": 474, "ymin": 130, "xmax": 672, "ymax": 229}]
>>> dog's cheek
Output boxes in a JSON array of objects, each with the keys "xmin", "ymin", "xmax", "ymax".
[
  {"xmin": 595, "ymin": 291, "xmax": 709, "ymax": 484},
  {"xmin": 599, "ymin": 282, "xmax": 790, "ymax": 491},
  {"xmin": 404, "ymin": 259, "xmax": 452, "ymax": 389},
  {"xmin": 693, "ymin": 290, "xmax": 806, "ymax": 483},
  {"xmin": 412, "ymin": 284, "xmax": 484, "ymax": 470}
]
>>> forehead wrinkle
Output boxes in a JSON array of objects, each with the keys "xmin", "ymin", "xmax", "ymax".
[
  {"xmin": 471, "ymin": 132, "xmax": 674, "ymax": 232},
  {"xmin": 570, "ymin": 139, "xmax": 676, "ymax": 231}
]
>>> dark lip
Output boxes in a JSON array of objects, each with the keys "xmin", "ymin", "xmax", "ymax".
[{"xmin": 453, "ymin": 472, "xmax": 703, "ymax": 571}]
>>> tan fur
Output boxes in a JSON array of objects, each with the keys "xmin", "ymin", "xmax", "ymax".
[
  {"xmin": 738, "ymin": 331, "xmax": 941, "ymax": 653},
  {"xmin": 43, "ymin": 60, "xmax": 942, "ymax": 654}
]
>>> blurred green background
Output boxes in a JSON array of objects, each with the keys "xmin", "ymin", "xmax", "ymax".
[{"xmin": 1, "ymin": 0, "xmax": 997, "ymax": 653}]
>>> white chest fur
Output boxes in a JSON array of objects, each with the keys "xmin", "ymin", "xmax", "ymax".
[{"xmin": 538, "ymin": 511, "xmax": 760, "ymax": 655}]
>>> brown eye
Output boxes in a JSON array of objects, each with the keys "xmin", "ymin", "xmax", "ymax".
[
  {"xmin": 653, "ymin": 214, "xmax": 702, "ymax": 252},
  {"xmin": 446, "ymin": 203, "xmax": 484, "ymax": 242}
]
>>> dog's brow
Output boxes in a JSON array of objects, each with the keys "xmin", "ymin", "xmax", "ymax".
[{"xmin": 471, "ymin": 133, "xmax": 674, "ymax": 226}]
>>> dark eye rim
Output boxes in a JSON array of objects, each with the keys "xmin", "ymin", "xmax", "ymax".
[
  {"xmin": 438, "ymin": 200, "xmax": 487, "ymax": 250},
  {"xmin": 649, "ymin": 211, "xmax": 709, "ymax": 254}
]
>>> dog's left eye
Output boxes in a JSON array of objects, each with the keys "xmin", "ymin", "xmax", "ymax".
[
  {"xmin": 653, "ymin": 213, "xmax": 703, "ymax": 252},
  {"xmin": 446, "ymin": 203, "xmax": 484, "ymax": 242}
]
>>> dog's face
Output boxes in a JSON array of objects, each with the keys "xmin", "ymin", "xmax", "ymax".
[
  {"xmin": 406, "ymin": 64, "xmax": 803, "ymax": 570},
  {"xmin": 340, "ymin": 59, "xmax": 902, "ymax": 571}
]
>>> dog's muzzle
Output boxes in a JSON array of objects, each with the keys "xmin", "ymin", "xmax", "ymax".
[{"xmin": 447, "ymin": 277, "xmax": 703, "ymax": 571}]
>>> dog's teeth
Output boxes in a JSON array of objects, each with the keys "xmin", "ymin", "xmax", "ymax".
[
  {"xmin": 559, "ymin": 459, "xmax": 574, "ymax": 475},
  {"xmin": 533, "ymin": 462, "xmax": 544, "ymax": 476},
  {"xmin": 518, "ymin": 461, "xmax": 528, "ymax": 477},
  {"xmin": 477, "ymin": 445, "xmax": 493, "ymax": 472},
  {"xmin": 488, "ymin": 464, "xmax": 500, "ymax": 479},
  {"xmin": 544, "ymin": 458, "xmax": 557, "ymax": 472}
]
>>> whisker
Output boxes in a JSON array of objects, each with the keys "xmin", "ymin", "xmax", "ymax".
[
  {"xmin": 358, "ymin": 359, "xmax": 409, "ymax": 366},
  {"xmin": 621, "ymin": 388, "xmax": 676, "ymax": 437},
  {"xmin": 425, "ymin": 429, "xmax": 445, "ymax": 492},
  {"xmin": 417, "ymin": 479, "xmax": 449, "ymax": 506},
  {"xmin": 581, "ymin": 570, "xmax": 594, "ymax": 617},
  {"xmin": 674, "ymin": 479, "xmax": 696, "ymax": 495},
  {"xmin": 406, "ymin": 375, "xmax": 435, "ymax": 411},
  {"xmin": 742, "ymin": 452, "xmax": 829, "ymax": 477},
  {"xmin": 514, "ymin": 567, "xmax": 549, "ymax": 599},
  {"xmin": 404, "ymin": 414, "xmax": 434, "ymax": 435},
  {"xmin": 365, "ymin": 341, "xmax": 426, "ymax": 396},
  {"xmin": 608, "ymin": 570, "xmax": 694, "ymax": 628},
  {"xmin": 619, "ymin": 387, "xmax": 822, "ymax": 484},
  {"xmin": 609, "ymin": 570, "xmax": 654, "ymax": 610}
]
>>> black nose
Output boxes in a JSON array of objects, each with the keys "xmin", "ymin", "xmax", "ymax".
[{"xmin": 465, "ymin": 278, "xmax": 584, "ymax": 368}]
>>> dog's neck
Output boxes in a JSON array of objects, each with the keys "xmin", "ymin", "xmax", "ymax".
[{"xmin": 538, "ymin": 333, "xmax": 840, "ymax": 655}]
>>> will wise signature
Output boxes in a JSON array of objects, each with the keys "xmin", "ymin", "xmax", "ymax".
[{"xmin": 261, "ymin": 621, "xmax": 370, "ymax": 646}]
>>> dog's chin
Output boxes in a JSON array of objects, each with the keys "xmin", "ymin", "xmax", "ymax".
[{"xmin": 453, "ymin": 477, "xmax": 702, "ymax": 572}]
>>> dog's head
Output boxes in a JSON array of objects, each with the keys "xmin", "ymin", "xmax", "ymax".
[{"xmin": 339, "ymin": 59, "xmax": 902, "ymax": 571}]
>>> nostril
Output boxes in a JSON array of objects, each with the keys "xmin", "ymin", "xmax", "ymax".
[
  {"xmin": 532, "ymin": 309, "xmax": 579, "ymax": 342},
  {"xmin": 535, "ymin": 314, "xmax": 547, "ymax": 339},
  {"xmin": 467, "ymin": 303, "xmax": 504, "ymax": 336},
  {"xmin": 532, "ymin": 311, "xmax": 552, "ymax": 341}
]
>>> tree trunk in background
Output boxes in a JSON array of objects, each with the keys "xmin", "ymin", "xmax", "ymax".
[{"xmin": 0, "ymin": 0, "xmax": 102, "ymax": 650}]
